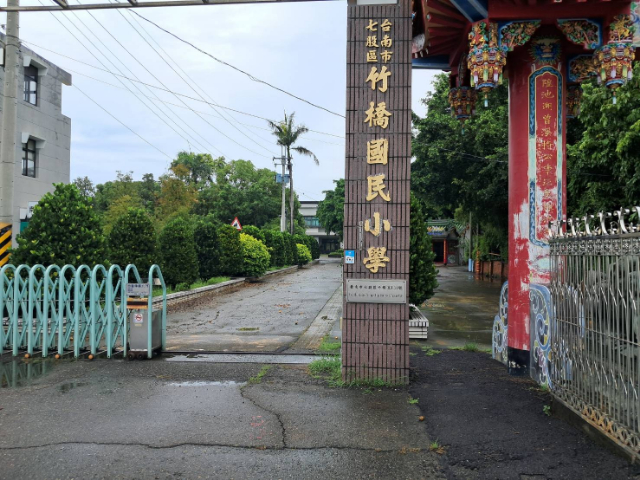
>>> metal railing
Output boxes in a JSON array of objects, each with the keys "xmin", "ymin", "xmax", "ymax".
[
  {"xmin": 548, "ymin": 209, "xmax": 640, "ymax": 459},
  {"xmin": 0, "ymin": 263, "xmax": 166, "ymax": 359}
]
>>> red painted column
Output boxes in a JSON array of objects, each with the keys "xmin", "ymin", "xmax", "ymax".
[{"xmin": 507, "ymin": 35, "xmax": 567, "ymax": 374}]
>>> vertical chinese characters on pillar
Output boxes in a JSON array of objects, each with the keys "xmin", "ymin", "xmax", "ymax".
[
  {"xmin": 534, "ymin": 73, "xmax": 559, "ymax": 245},
  {"xmin": 362, "ymin": 17, "xmax": 394, "ymax": 274}
]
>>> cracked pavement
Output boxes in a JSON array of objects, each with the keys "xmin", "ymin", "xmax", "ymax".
[{"xmin": 0, "ymin": 357, "xmax": 444, "ymax": 479}]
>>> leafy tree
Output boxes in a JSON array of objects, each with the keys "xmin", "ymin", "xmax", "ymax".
[
  {"xmin": 296, "ymin": 243, "xmax": 312, "ymax": 266},
  {"xmin": 156, "ymin": 164, "xmax": 197, "ymax": 222},
  {"xmin": 267, "ymin": 112, "xmax": 319, "ymax": 235},
  {"xmin": 94, "ymin": 171, "xmax": 140, "ymax": 214},
  {"xmin": 217, "ymin": 224, "xmax": 242, "ymax": 276},
  {"xmin": 409, "ymin": 195, "xmax": 438, "ymax": 304},
  {"xmin": 242, "ymin": 225, "xmax": 266, "ymax": 243},
  {"xmin": 108, "ymin": 208, "xmax": 156, "ymax": 273},
  {"xmin": 139, "ymin": 173, "xmax": 160, "ymax": 213},
  {"xmin": 239, "ymin": 233, "xmax": 270, "ymax": 277},
  {"xmin": 263, "ymin": 230, "xmax": 285, "ymax": 266},
  {"xmin": 412, "ymin": 74, "xmax": 508, "ymax": 245},
  {"xmin": 158, "ymin": 216, "xmax": 199, "ymax": 287},
  {"xmin": 196, "ymin": 159, "xmax": 283, "ymax": 227},
  {"xmin": 317, "ymin": 179, "xmax": 345, "ymax": 240},
  {"xmin": 282, "ymin": 232, "xmax": 294, "ymax": 266},
  {"xmin": 171, "ymin": 151, "xmax": 218, "ymax": 190},
  {"xmin": 103, "ymin": 194, "xmax": 143, "ymax": 235},
  {"xmin": 566, "ymin": 64, "xmax": 640, "ymax": 215},
  {"xmin": 12, "ymin": 183, "xmax": 106, "ymax": 267},
  {"xmin": 73, "ymin": 176, "xmax": 95, "ymax": 198},
  {"xmin": 194, "ymin": 218, "xmax": 221, "ymax": 280}
]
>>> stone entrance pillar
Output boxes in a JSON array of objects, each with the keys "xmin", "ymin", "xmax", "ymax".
[
  {"xmin": 342, "ymin": 0, "xmax": 412, "ymax": 384},
  {"xmin": 507, "ymin": 32, "xmax": 567, "ymax": 374}
]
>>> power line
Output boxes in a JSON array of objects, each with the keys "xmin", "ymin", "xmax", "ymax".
[
  {"xmin": 74, "ymin": 84, "xmax": 171, "ymax": 159},
  {"xmin": 71, "ymin": 2, "xmax": 224, "ymax": 156},
  {"xmin": 21, "ymin": 39, "xmax": 347, "ymax": 140},
  {"xmin": 129, "ymin": 10, "xmax": 346, "ymax": 119},
  {"xmin": 38, "ymin": 1, "xmax": 218, "ymax": 156},
  {"xmin": 121, "ymin": 4, "xmax": 276, "ymax": 153}
]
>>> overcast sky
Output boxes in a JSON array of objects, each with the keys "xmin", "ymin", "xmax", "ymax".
[{"xmin": 9, "ymin": 0, "xmax": 439, "ymax": 202}]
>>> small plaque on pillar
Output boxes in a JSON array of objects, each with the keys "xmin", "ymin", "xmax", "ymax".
[{"xmin": 346, "ymin": 279, "xmax": 407, "ymax": 304}]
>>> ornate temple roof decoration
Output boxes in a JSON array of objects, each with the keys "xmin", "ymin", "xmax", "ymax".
[
  {"xmin": 557, "ymin": 19, "xmax": 602, "ymax": 50},
  {"xmin": 568, "ymin": 54, "xmax": 597, "ymax": 83},
  {"xmin": 529, "ymin": 37, "xmax": 562, "ymax": 66},
  {"xmin": 499, "ymin": 20, "xmax": 541, "ymax": 52}
]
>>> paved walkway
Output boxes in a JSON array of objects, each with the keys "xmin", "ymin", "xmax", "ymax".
[
  {"xmin": 166, "ymin": 260, "xmax": 342, "ymax": 353},
  {"xmin": 409, "ymin": 347, "xmax": 640, "ymax": 479},
  {"xmin": 419, "ymin": 266, "xmax": 502, "ymax": 350},
  {"xmin": 0, "ymin": 357, "xmax": 443, "ymax": 479}
]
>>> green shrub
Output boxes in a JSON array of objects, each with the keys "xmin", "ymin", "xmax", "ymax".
[
  {"xmin": 194, "ymin": 218, "xmax": 220, "ymax": 279},
  {"xmin": 158, "ymin": 216, "xmax": 199, "ymax": 287},
  {"xmin": 328, "ymin": 250, "xmax": 344, "ymax": 258},
  {"xmin": 307, "ymin": 237, "xmax": 320, "ymax": 260},
  {"xmin": 108, "ymin": 208, "xmax": 155, "ymax": 273},
  {"xmin": 409, "ymin": 195, "xmax": 438, "ymax": 304},
  {"xmin": 217, "ymin": 224, "xmax": 242, "ymax": 276},
  {"xmin": 12, "ymin": 183, "xmax": 106, "ymax": 267},
  {"xmin": 239, "ymin": 233, "xmax": 270, "ymax": 277},
  {"xmin": 282, "ymin": 232, "xmax": 294, "ymax": 266},
  {"xmin": 296, "ymin": 243, "xmax": 312, "ymax": 266},
  {"xmin": 206, "ymin": 276, "xmax": 229, "ymax": 285},
  {"xmin": 175, "ymin": 282, "xmax": 190, "ymax": 292},
  {"xmin": 242, "ymin": 225, "xmax": 265, "ymax": 243},
  {"xmin": 263, "ymin": 230, "xmax": 285, "ymax": 266}
]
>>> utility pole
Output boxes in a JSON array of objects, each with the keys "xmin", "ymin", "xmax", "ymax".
[
  {"xmin": 274, "ymin": 151, "xmax": 287, "ymax": 233},
  {"xmin": 0, "ymin": 0, "xmax": 19, "ymax": 248},
  {"xmin": 287, "ymin": 148, "xmax": 294, "ymax": 236}
]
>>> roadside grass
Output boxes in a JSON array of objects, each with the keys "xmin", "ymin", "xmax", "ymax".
[
  {"xmin": 421, "ymin": 346, "xmax": 442, "ymax": 356},
  {"xmin": 543, "ymin": 404, "xmax": 552, "ymax": 416},
  {"xmin": 429, "ymin": 440, "xmax": 446, "ymax": 455},
  {"xmin": 248, "ymin": 365, "xmax": 272, "ymax": 385},
  {"xmin": 152, "ymin": 276, "xmax": 231, "ymax": 297},
  {"xmin": 318, "ymin": 336, "xmax": 341, "ymax": 353},
  {"xmin": 267, "ymin": 265, "xmax": 293, "ymax": 272},
  {"xmin": 408, "ymin": 396, "xmax": 419, "ymax": 404},
  {"xmin": 308, "ymin": 356, "xmax": 405, "ymax": 388}
]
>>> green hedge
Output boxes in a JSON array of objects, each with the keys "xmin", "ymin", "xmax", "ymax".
[
  {"xmin": 239, "ymin": 233, "xmax": 270, "ymax": 277},
  {"xmin": 242, "ymin": 225, "xmax": 266, "ymax": 243},
  {"xmin": 194, "ymin": 218, "xmax": 221, "ymax": 280},
  {"xmin": 217, "ymin": 224, "xmax": 242, "ymax": 276},
  {"xmin": 296, "ymin": 243, "xmax": 312, "ymax": 266},
  {"xmin": 12, "ymin": 183, "xmax": 106, "ymax": 268},
  {"xmin": 263, "ymin": 230, "xmax": 286, "ymax": 266},
  {"xmin": 108, "ymin": 208, "xmax": 155, "ymax": 274},
  {"xmin": 158, "ymin": 216, "xmax": 199, "ymax": 287}
]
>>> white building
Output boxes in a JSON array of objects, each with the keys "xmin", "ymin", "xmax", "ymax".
[
  {"xmin": 299, "ymin": 200, "xmax": 340, "ymax": 254},
  {"xmin": 0, "ymin": 36, "xmax": 72, "ymax": 245}
]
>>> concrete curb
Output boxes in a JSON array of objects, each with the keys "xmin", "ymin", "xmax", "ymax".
[{"xmin": 152, "ymin": 264, "xmax": 306, "ymax": 307}]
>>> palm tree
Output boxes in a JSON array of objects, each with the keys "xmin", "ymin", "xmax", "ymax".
[{"xmin": 267, "ymin": 112, "xmax": 319, "ymax": 235}]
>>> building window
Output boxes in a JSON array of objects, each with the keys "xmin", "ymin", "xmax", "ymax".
[
  {"xmin": 304, "ymin": 216, "xmax": 320, "ymax": 228},
  {"xmin": 22, "ymin": 139, "xmax": 36, "ymax": 177},
  {"xmin": 24, "ymin": 65, "xmax": 38, "ymax": 105}
]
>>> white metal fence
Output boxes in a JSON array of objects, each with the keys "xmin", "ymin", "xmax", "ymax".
[{"xmin": 549, "ymin": 209, "xmax": 640, "ymax": 459}]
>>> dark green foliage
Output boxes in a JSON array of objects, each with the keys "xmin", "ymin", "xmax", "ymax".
[
  {"xmin": 296, "ymin": 243, "xmax": 312, "ymax": 266},
  {"xmin": 282, "ymin": 232, "xmax": 294, "ymax": 266},
  {"xmin": 242, "ymin": 225, "xmax": 266, "ymax": 243},
  {"xmin": 175, "ymin": 282, "xmax": 190, "ymax": 292},
  {"xmin": 194, "ymin": 218, "xmax": 220, "ymax": 279},
  {"xmin": 412, "ymin": 73, "xmax": 508, "ymax": 245},
  {"xmin": 107, "ymin": 208, "xmax": 156, "ymax": 273},
  {"xmin": 263, "ymin": 230, "xmax": 286, "ymax": 266},
  {"xmin": 217, "ymin": 224, "xmax": 242, "ymax": 276},
  {"xmin": 566, "ymin": 64, "xmax": 640, "ymax": 214},
  {"xmin": 409, "ymin": 195, "xmax": 438, "ymax": 305},
  {"xmin": 295, "ymin": 234, "xmax": 319, "ymax": 260},
  {"xmin": 317, "ymin": 179, "xmax": 344, "ymax": 240},
  {"xmin": 12, "ymin": 183, "xmax": 106, "ymax": 267},
  {"xmin": 239, "ymin": 233, "xmax": 270, "ymax": 277},
  {"xmin": 158, "ymin": 216, "xmax": 199, "ymax": 287}
]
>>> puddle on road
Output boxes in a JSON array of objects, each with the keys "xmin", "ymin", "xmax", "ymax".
[
  {"xmin": 59, "ymin": 381, "xmax": 89, "ymax": 393},
  {"xmin": 0, "ymin": 358, "xmax": 54, "ymax": 388},
  {"xmin": 167, "ymin": 381, "xmax": 245, "ymax": 387}
]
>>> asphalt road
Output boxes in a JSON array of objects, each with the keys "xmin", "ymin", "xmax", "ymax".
[
  {"xmin": 0, "ymin": 356, "xmax": 444, "ymax": 479},
  {"xmin": 166, "ymin": 260, "xmax": 343, "ymax": 352}
]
